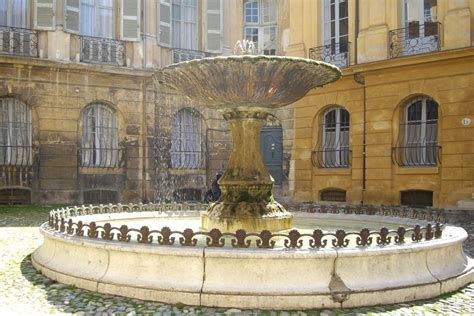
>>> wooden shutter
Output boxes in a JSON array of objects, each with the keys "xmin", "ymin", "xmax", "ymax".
[
  {"xmin": 35, "ymin": 0, "xmax": 56, "ymax": 31},
  {"xmin": 64, "ymin": 0, "xmax": 80, "ymax": 34},
  {"xmin": 158, "ymin": 0, "xmax": 171, "ymax": 47},
  {"xmin": 121, "ymin": 0, "xmax": 140, "ymax": 41},
  {"xmin": 205, "ymin": 0, "xmax": 223, "ymax": 53}
]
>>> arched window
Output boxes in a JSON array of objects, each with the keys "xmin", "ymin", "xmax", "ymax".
[
  {"xmin": 0, "ymin": 97, "xmax": 32, "ymax": 166},
  {"xmin": 81, "ymin": 103, "xmax": 119, "ymax": 168},
  {"xmin": 321, "ymin": 189, "xmax": 346, "ymax": 202},
  {"xmin": 171, "ymin": 108, "xmax": 203, "ymax": 169},
  {"xmin": 393, "ymin": 96, "xmax": 439, "ymax": 166},
  {"xmin": 312, "ymin": 107, "xmax": 350, "ymax": 168}
]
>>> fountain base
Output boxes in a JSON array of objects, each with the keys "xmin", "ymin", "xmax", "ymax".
[{"xmin": 201, "ymin": 200, "xmax": 293, "ymax": 232}]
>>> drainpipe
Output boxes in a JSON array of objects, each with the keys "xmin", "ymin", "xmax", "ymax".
[
  {"xmin": 355, "ymin": 0, "xmax": 359, "ymax": 64},
  {"xmin": 354, "ymin": 73, "xmax": 366, "ymax": 204}
]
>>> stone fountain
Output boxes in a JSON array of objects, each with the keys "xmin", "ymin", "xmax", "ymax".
[{"xmin": 156, "ymin": 41, "xmax": 341, "ymax": 232}]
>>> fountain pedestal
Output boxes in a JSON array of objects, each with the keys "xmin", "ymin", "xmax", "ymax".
[{"xmin": 201, "ymin": 107, "xmax": 293, "ymax": 232}]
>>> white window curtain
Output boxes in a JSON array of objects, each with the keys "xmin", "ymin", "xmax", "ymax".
[
  {"xmin": 80, "ymin": 0, "xmax": 114, "ymax": 38},
  {"xmin": 403, "ymin": 97, "xmax": 438, "ymax": 166},
  {"xmin": 0, "ymin": 98, "xmax": 32, "ymax": 166},
  {"xmin": 171, "ymin": 108, "xmax": 202, "ymax": 169},
  {"xmin": 322, "ymin": 107, "xmax": 349, "ymax": 168},
  {"xmin": 0, "ymin": 0, "xmax": 28, "ymax": 28},
  {"xmin": 82, "ymin": 103, "xmax": 119, "ymax": 168},
  {"xmin": 171, "ymin": 0, "xmax": 197, "ymax": 49},
  {"xmin": 243, "ymin": 0, "xmax": 277, "ymax": 55}
]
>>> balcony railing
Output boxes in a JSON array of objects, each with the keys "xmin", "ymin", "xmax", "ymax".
[
  {"xmin": 80, "ymin": 35, "xmax": 125, "ymax": 66},
  {"xmin": 171, "ymin": 48, "xmax": 208, "ymax": 64},
  {"xmin": 389, "ymin": 22, "xmax": 441, "ymax": 58},
  {"xmin": 0, "ymin": 26, "xmax": 38, "ymax": 57},
  {"xmin": 309, "ymin": 42, "xmax": 350, "ymax": 69}
]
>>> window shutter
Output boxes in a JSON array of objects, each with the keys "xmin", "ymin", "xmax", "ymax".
[
  {"xmin": 121, "ymin": 0, "xmax": 140, "ymax": 41},
  {"xmin": 158, "ymin": 0, "xmax": 171, "ymax": 47},
  {"xmin": 205, "ymin": 0, "xmax": 223, "ymax": 53},
  {"xmin": 64, "ymin": 0, "xmax": 80, "ymax": 34},
  {"xmin": 35, "ymin": 0, "xmax": 56, "ymax": 31}
]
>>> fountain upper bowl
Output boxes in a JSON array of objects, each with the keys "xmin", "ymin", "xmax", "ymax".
[{"xmin": 156, "ymin": 55, "xmax": 341, "ymax": 109}]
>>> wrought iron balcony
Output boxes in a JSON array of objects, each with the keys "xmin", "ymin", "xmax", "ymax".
[
  {"xmin": 309, "ymin": 42, "xmax": 350, "ymax": 69},
  {"xmin": 392, "ymin": 122, "xmax": 441, "ymax": 167},
  {"xmin": 171, "ymin": 48, "xmax": 208, "ymax": 64},
  {"xmin": 389, "ymin": 22, "xmax": 441, "ymax": 58},
  {"xmin": 0, "ymin": 26, "xmax": 38, "ymax": 57},
  {"xmin": 80, "ymin": 35, "xmax": 125, "ymax": 66},
  {"xmin": 78, "ymin": 146, "xmax": 126, "ymax": 169}
]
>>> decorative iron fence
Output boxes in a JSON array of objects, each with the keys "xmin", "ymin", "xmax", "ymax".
[
  {"xmin": 171, "ymin": 48, "xmax": 208, "ymax": 64},
  {"xmin": 389, "ymin": 22, "xmax": 441, "ymax": 58},
  {"xmin": 80, "ymin": 35, "xmax": 125, "ymax": 66},
  {"xmin": 309, "ymin": 42, "xmax": 350, "ymax": 69},
  {"xmin": 78, "ymin": 146, "xmax": 126, "ymax": 169},
  {"xmin": 46, "ymin": 202, "xmax": 445, "ymax": 250},
  {"xmin": 0, "ymin": 26, "xmax": 38, "ymax": 57},
  {"xmin": 392, "ymin": 122, "xmax": 441, "ymax": 167}
]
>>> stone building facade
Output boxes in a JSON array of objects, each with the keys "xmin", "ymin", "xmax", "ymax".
[
  {"xmin": 287, "ymin": 0, "xmax": 474, "ymax": 208},
  {"xmin": 0, "ymin": 0, "xmax": 472, "ymax": 208}
]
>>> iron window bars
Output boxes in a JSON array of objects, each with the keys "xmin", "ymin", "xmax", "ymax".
[
  {"xmin": 80, "ymin": 35, "xmax": 126, "ymax": 66},
  {"xmin": 309, "ymin": 42, "xmax": 350, "ymax": 69},
  {"xmin": 312, "ymin": 108, "xmax": 351, "ymax": 168},
  {"xmin": 0, "ymin": 25, "xmax": 38, "ymax": 58},
  {"xmin": 389, "ymin": 22, "xmax": 441, "ymax": 58},
  {"xmin": 392, "ymin": 97, "xmax": 440, "ymax": 167}
]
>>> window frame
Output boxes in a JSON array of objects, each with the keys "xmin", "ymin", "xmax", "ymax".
[
  {"xmin": 321, "ymin": 0, "xmax": 349, "ymax": 54},
  {"xmin": 81, "ymin": 102, "xmax": 119, "ymax": 168},
  {"xmin": 171, "ymin": 0, "xmax": 198, "ymax": 50},
  {"xmin": 170, "ymin": 108, "xmax": 204, "ymax": 170},
  {"xmin": 321, "ymin": 107, "xmax": 350, "ymax": 168},
  {"xmin": 0, "ymin": 0, "xmax": 30, "ymax": 28},
  {"xmin": 243, "ymin": 0, "xmax": 278, "ymax": 55},
  {"xmin": 0, "ymin": 97, "xmax": 32, "ymax": 167},
  {"xmin": 80, "ymin": 0, "xmax": 115, "ymax": 39},
  {"xmin": 403, "ymin": 96, "xmax": 438, "ymax": 167}
]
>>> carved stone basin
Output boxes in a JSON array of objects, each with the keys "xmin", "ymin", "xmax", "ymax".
[{"xmin": 156, "ymin": 55, "xmax": 341, "ymax": 232}]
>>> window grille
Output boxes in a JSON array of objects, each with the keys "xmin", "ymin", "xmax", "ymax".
[
  {"xmin": 321, "ymin": 189, "xmax": 346, "ymax": 202},
  {"xmin": 401, "ymin": 190, "xmax": 433, "ymax": 207},
  {"xmin": 0, "ymin": 98, "xmax": 32, "ymax": 167},
  {"xmin": 312, "ymin": 107, "xmax": 351, "ymax": 168},
  {"xmin": 243, "ymin": 0, "xmax": 277, "ymax": 55},
  {"xmin": 81, "ymin": 103, "xmax": 121, "ymax": 168},
  {"xmin": 392, "ymin": 97, "xmax": 440, "ymax": 167},
  {"xmin": 171, "ymin": 108, "xmax": 204, "ymax": 169},
  {"xmin": 0, "ymin": 188, "xmax": 30, "ymax": 205},
  {"xmin": 83, "ymin": 189, "xmax": 118, "ymax": 204}
]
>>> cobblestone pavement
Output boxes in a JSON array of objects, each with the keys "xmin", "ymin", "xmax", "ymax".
[{"xmin": 0, "ymin": 209, "xmax": 473, "ymax": 315}]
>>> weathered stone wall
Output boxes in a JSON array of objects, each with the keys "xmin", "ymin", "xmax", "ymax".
[{"xmin": 0, "ymin": 57, "xmax": 154, "ymax": 204}]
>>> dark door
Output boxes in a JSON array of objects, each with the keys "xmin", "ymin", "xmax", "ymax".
[{"xmin": 260, "ymin": 126, "xmax": 283, "ymax": 186}]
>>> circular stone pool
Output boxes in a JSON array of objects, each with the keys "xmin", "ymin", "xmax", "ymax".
[{"xmin": 32, "ymin": 203, "xmax": 474, "ymax": 310}]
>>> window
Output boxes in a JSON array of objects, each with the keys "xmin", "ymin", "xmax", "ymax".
[
  {"xmin": 0, "ymin": 0, "xmax": 29, "ymax": 28},
  {"xmin": 404, "ymin": 0, "xmax": 438, "ymax": 39},
  {"xmin": 321, "ymin": 189, "xmax": 346, "ymax": 202},
  {"xmin": 0, "ymin": 98, "xmax": 32, "ymax": 166},
  {"xmin": 323, "ymin": 0, "xmax": 348, "ymax": 58},
  {"xmin": 80, "ymin": 0, "xmax": 114, "ymax": 38},
  {"xmin": 171, "ymin": 108, "xmax": 203, "ymax": 169},
  {"xmin": 171, "ymin": 0, "xmax": 198, "ymax": 50},
  {"xmin": 81, "ymin": 103, "xmax": 119, "ymax": 168},
  {"xmin": 0, "ymin": 188, "xmax": 31, "ymax": 205},
  {"xmin": 401, "ymin": 190, "xmax": 433, "ymax": 207},
  {"xmin": 313, "ymin": 107, "xmax": 350, "ymax": 168},
  {"xmin": 83, "ymin": 189, "xmax": 118, "ymax": 204},
  {"xmin": 243, "ymin": 0, "xmax": 277, "ymax": 55},
  {"xmin": 393, "ymin": 97, "xmax": 439, "ymax": 167}
]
